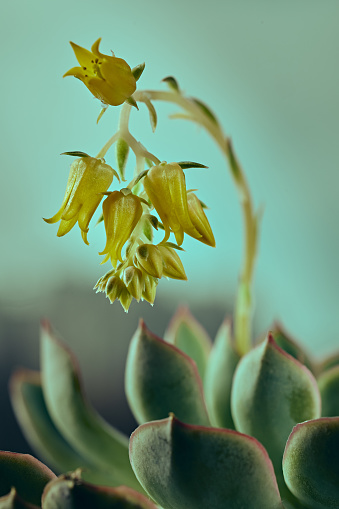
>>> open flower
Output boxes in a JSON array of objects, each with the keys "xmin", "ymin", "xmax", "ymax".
[
  {"xmin": 63, "ymin": 38, "xmax": 136, "ymax": 106},
  {"xmin": 44, "ymin": 157, "xmax": 116, "ymax": 244},
  {"xmin": 143, "ymin": 162, "xmax": 201, "ymax": 245},
  {"xmin": 99, "ymin": 189, "xmax": 143, "ymax": 267}
]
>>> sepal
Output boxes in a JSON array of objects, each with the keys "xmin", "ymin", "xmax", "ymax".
[
  {"xmin": 131, "ymin": 63, "xmax": 145, "ymax": 82},
  {"xmin": 162, "ymin": 76, "xmax": 180, "ymax": 91}
]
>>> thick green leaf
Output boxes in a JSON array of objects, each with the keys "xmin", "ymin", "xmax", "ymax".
[
  {"xmin": 231, "ymin": 334, "xmax": 321, "ymax": 479},
  {"xmin": 10, "ymin": 370, "xmax": 114, "ymax": 486},
  {"xmin": 318, "ymin": 352, "xmax": 339, "ymax": 374},
  {"xmin": 204, "ymin": 319, "xmax": 240, "ymax": 428},
  {"xmin": 164, "ymin": 307, "xmax": 212, "ymax": 380},
  {"xmin": 0, "ymin": 452, "xmax": 55, "ymax": 506},
  {"xmin": 130, "ymin": 415, "xmax": 283, "ymax": 509},
  {"xmin": 318, "ymin": 365, "xmax": 339, "ymax": 417},
  {"xmin": 125, "ymin": 320, "xmax": 210, "ymax": 426},
  {"xmin": 42, "ymin": 473, "xmax": 157, "ymax": 509},
  {"xmin": 0, "ymin": 488, "xmax": 40, "ymax": 509},
  {"xmin": 267, "ymin": 324, "xmax": 314, "ymax": 373},
  {"xmin": 283, "ymin": 417, "xmax": 339, "ymax": 509},
  {"xmin": 40, "ymin": 322, "xmax": 142, "ymax": 492}
]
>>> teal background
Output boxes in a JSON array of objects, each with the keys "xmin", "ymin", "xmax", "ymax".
[{"xmin": 1, "ymin": 1, "xmax": 339, "ymax": 360}]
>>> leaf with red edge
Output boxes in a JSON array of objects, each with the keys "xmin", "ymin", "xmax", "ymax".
[
  {"xmin": 283, "ymin": 417, "xmax": 339, "ymax": 509},
  {"xmin": 125, "ymin": 320, "xmax": 210, "ymax": 426},
  {"xmin": 129, "ymin": 414, "xmax": 283, "ymax": 509},
  {"xmin": 0, "ymin": 452, "xmax": 56, "ymax": 506},
  {"xmin": 231, "ymin": 334, "xmax": 321, "ymax": 481},
  {"xmin": 317, "ymin": 365, "xmax": 339, "ymax": 417},
  {"xmin": 42, "ymin": 472, "xmax": 158, "ymax": 509}
]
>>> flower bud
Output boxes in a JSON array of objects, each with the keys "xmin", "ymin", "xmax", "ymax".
[
  {"xmin": 106, "ymin": 276, "xmax": 125, "ymax": 303},
  {"xmin": 158, "ymin": 246, "xmax": 187, "ymax": 280},
  {"xmin": 44, "ymin": 157, "xmax": 115, "ymax": 244},
  {"xmin": 64, "ymin": 39, "xmax": 136, "ymax": 107},
  {"xmin": 143, "ymin": 162, "xmax": 201, "ymax": 246},
  {"xmin": 187, "ymin": 192, "xmax": 215, "ymax": 247},
  {"xmin": 123, "ymin": 266, "xmax": 144, "ymax": 301},
  {"xmin": 134, "ymin": 244, "xmax": 163, "ymax": 279},
  {"xmin": 99, "ymin": 190, "xmax": 143, "ymax": 267},
  {"xmin": 142, "ymin": 275, "xmax": 158, "ymax": 305}
]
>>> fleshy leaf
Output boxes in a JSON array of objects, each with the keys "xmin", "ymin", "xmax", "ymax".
[
  {"xmin": 317, "ymin": 365, "xmax": 339, "ymax": 417},
  {"xmin": 204, "ymin": 319, "xmax": 240, "ymax": 428},
  {"xmin": 125, "ymin": 320, "xmax": 210, "ymax": 426},
  {"xmin": 265, "ymin": 323, "xmax": 314, "ymax": 373},
  {"xmin": 318, "ymin": 352, "xmax": 339, "ymax": 374},
  {"xmin": 115, "ymin": 138, "xmax": 130, "ymax": 181},
  {"xmin": 42, "ymin": 472, "xmax": 157, "ymax": 509},
  {"xmin": 283, "ymin": 417, "xmax": 339, "ymax": 509},
  {"xmin": 162, "ymin": 76, "xmax": 179, "ymax": 91},
  {"xmin": 0, "ymin": 452, "xmax": 56, "ymax": 506},
  {"xmin": 130, "ymin": 415, "xmax": 283, "ymax": 509},
  {"xmin": 9, "ymin": 369, "xmax": 114, "ymax": 486},
  {"xmin": 40, "ymin": 322, "xmax": 142, "ymax": 492},
  {"xmin": 164, "ymin": 307, "xmax": 212, "ymax": 380},
  {"xmin": 0, "ymin": 488, "xmax": 39, "ymax": 509},
  {"xmin": 231, "ymin": 334, "xmax": 321, "ymax": 480}
]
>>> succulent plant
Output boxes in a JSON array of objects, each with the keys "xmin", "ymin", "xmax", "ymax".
[
  {"xmin": 5, "ymin": 312, "xmax": 339, "ymax": 509},
  {"xmin": 3, "ymin": 38, "xmax": 339, "ymax": 509}
]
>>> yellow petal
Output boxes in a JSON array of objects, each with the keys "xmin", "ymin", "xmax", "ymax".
[
  {"xmin": 86, "ymin": 77, "xmax": 129, "ymax": 106},
  {"xmin": 70, "ymin": 41, "xmax": 95, "ymax": 69},
  {"xmin": 43, "ymin": 165, "xmax": 78, "ymax": 224},
  {"xmin": 56, "ymin": 215, "xmax": 78, "ymax": 237},
  {"xmin": 187, "ymin": 193, "xmax": 215, "ymax": 246},
  {"xmin": 63, "ymin": 66, "xmax": 87, "ymax": 79},
  {"xmin": 91, "ymin": 38, "xmax": 104, "ymax": 58}
]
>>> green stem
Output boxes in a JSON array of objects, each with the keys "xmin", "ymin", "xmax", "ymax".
[{"xmin": 132, "ymin": 90, "xmax": 258, "ymax": 355}]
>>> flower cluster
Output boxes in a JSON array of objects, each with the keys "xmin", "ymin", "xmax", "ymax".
[{"xmin": 44, "ymin": 40, "xmax": 215, "ymax": 311}]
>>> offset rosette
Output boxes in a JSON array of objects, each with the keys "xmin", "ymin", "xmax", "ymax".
[
  {"xmin": 99, "ymin": 189, "xmax": 143, "ymax": 267},
  {"xmin": 44, "ymin": 157, "xmax": 116, "ymax": 244},
  {"xmin": 64, "ymin": 38, "xmax": 137, "ymax": 106}
]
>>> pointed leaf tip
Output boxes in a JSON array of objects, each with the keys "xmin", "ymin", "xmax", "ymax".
[
  {"xmin": 130, "ymin": 416, "xmax": 282, "ymax": 509},
  {"xmin": 125, "ymin": 322, "xmax": 210, "ymax": 426}
]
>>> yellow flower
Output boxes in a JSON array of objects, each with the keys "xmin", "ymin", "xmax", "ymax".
[
  {"xmin": 63, "ymin": 39, "xmax": 136, "ymax": 106},
  {"xmin": 187, "ymin": 192, "xmax": 215, "ymax": 247},
  {"xmin": 158, "ymin": 245, "xmax": 187, "ymax": 280},
  {"xmin": 134, "ymin": 244, "xmax": 164, "ymax": 279},
  {"xmin": 99, "ymin": 190, "xmax": 143, "ymax": 267},
  {"xmin": 44, "ymin": 157, "xmax": 116, "ymax": 245},
  {"xmin": 143, "ymin": 162, "xmax": 201, "ymax": 246}
]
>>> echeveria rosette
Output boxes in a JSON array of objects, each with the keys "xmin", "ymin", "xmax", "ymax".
[
  {"xmin": 129, "ymin": 414, "xmax": 283, "ymax": 509},
  {"xmin": 64, "ymin": 39, "xmax": 137, "ymax": 107}
]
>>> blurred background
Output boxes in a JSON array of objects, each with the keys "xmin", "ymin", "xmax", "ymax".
[{"xmin": 1, "ymin": 1, "xmax": 339, "ymax": 454}]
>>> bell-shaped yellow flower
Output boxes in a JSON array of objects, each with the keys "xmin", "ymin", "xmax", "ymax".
[
  {"xmin": 44, "ymin": 157, "xmax": 115, "ymax": 244},
  {"xmin": 143, "ymin": 162, "xmax": 201, "ymax": 246},
  {"xmin": 99, "ymin": 189, "xmax": 143, "ymax": 267},
  {"xmin": 158, "ymin": 245, "xmax": 187, "ymax": 280},
  {"xmin": 63, "ymin": 39, "xmax": 136, "ymax": 106},
  {"xmin": 187, "ymin": 192, "xmax": 216, "ymax": 247},
  {"xmin": 134, "ymin": 244, "xmax": 164, "ymax": 279}
]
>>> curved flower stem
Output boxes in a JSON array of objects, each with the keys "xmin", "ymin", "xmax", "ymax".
[{"xmin": 131, "ymin": 89, "xmax": 258, "ymax": 355}]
